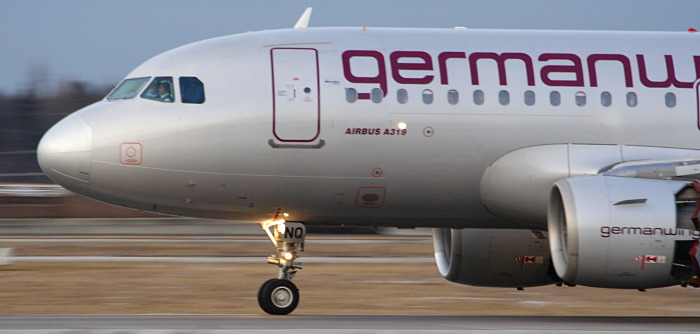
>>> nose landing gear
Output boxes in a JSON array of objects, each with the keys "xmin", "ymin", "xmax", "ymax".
[{"xmin": 258, "ymin": 217, "xmax": 306, "ymax": 315}]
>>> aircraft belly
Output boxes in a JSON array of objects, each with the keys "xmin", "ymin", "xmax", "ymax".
[{"xmin": 86, "ymin": 153, "xmax": 509, "ymax": 227}]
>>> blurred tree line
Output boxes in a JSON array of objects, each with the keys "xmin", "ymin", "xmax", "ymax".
[{"xmin": 0, "ymin": 76, "xmax": 112, "ymax": 182}]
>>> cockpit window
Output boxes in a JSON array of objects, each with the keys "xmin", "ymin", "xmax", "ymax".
[
  {"xmin": 179, "ymin": 77, "xmax": 205, "ymax": 104},
  {"xmin": 141, "ymin": 77, "xmax": 175, "ymax": 103},
  {"xmin": 107, "ymin": 77, "xmax": 150, "ymax": 100}
]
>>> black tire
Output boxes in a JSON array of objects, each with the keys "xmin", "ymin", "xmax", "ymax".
[{"xmin": 257, "ymin": 278, "xmax": 299, "ymax": 315}]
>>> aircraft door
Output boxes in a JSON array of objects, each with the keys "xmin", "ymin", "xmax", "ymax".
[
  {"xmin": 696, "ymin": 80, "xmax": 700, "ymax": 131},
  {"xmin": 271, "ymin": 48, "xmax": 321, "ymax": 145}
]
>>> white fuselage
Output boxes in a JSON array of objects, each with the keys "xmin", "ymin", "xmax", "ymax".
[{"xmin": 37, "ymin": 27, "xmax": 700, "ymax": 229}]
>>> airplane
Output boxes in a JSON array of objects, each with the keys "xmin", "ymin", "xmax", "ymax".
[{"xmin": 36, "ymin": 7, "xmax": 700, "ymax": 315}]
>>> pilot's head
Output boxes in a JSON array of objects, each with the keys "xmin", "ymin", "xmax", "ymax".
[{"xmin": 158, "ymin": 82, "xmax": 171, "ymax": 94}]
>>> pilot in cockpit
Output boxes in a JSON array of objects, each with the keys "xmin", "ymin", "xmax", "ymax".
[
  {"xmin": 142, "ymin": 85, "xmax": 160, "ymax": 99},
  {"xmin": 157, "ymin": 81, "xmax": 173, "ymax": 102}
]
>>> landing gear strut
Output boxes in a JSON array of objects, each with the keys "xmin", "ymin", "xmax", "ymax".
[{"xmin": 258, "ymin": 217, "xmax": 306, "ymax": 315}]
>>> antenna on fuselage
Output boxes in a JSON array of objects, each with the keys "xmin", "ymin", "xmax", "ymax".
[{"xmin": 294, "ymin": 7, "xmax": 313, "ymax": 29}]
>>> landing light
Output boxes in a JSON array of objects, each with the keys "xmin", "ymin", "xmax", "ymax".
[
  {"xmin": 284, "ymin": 252, "xmax": 294, "ymax": 260},
  {"xmin": 397, "ymin": 122, "xmax": 407, "ymax": 130},
  {"xmin": 277, "ymin": 223, "xmax": 286, "ymax": 234}
]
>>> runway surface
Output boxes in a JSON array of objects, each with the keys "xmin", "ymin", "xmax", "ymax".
[
  {"xmin": 2, "ymin": 228, "xmax": 700, "ymax": 332},
  {"xmin": 1, "ymin": 315, "xmax": 699, "ymax": 333}
]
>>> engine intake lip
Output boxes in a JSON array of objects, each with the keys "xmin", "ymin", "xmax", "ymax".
[{"xmin": 547, "ymin": 182, "xmax": 579, "ymax": 283}]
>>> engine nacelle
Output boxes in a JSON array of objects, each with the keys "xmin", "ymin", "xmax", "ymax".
[
  {"xmin": 481, "ymin": 144, "xmax": 700, "ymax": 228},
  {"xmin": 548, "ymin": 176, "xmax": 694, "ymax": 289},
  {"xmin": 432, "ymin": 228, "xmax": 557, "ymax": 287}
]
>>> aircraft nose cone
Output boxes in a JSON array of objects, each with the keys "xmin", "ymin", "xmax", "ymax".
[{"xmin": 37, "ymin": 114, "xmax": 93, "ymax": 194}]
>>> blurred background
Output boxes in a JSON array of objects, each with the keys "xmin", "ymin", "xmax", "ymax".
[{"xmin": 0, "ymin": 79, "xmax": 121, "ymax": 218}]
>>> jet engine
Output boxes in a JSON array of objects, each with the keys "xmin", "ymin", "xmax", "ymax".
[
  {"xmin": 432, "ymin": 228, "xmax": 557, "ymax": 288},
  {"xmin": 548, "ymin": 176, "xmax": 697, "ymax": 289}
]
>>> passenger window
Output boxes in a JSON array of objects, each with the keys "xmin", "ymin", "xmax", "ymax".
[
  {"xmin": 397, "ymin": 89, "xmax": 408, "ymax": 104},
  {"xmin": 371, "ymin": 88, "xmax": 383, "ymax": 103},
  {"xmin": 665, "ymin": 92, "xmax": 676, "ymax": 108},
  {"xmin": 601, "ymin": 91, "xmax": 612, "ymax": 107},
  {"xmin": 626, "ymin": 92, "xmax": 638, "ymax": 107},
  {"xmin": 499, "ymin": 90, "xmax": 510, "ymax": 105},
  {"xmin": 141, "ymin": 77, "xmax": 175, "ymax": 103},
  {"xmin": 346, "ymin": 88, "xmax": 357, "ymax": 103},
  {"xmin": 550, "ymin": 91, "xmax": 561, "ymax": 106},
  {"xmin": 422, "ymin": 89, "xmax": 433, "ymax": 104},
  {"xmin": 180, "ymin": 77, "xmax": 205, "ymax": 104},
  {"xmin": 473, "ymin": 90, "xmax": 484, "ymax": 105},
  {"xmin": 447, "ymin": 89, "xmax": 459, "ymax": 105},
  {"xmin": 524, "ymin": 91, "xmax": 535, "ymax": 106},
  {"xmin": 107, "ymin": 77, "xmax": 150, "ymax": 100},
  {"xmin": 575, "ymin": 91, "xmax": 586, "ymax": 106}
]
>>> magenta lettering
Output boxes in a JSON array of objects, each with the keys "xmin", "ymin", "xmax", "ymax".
[
  {"xmin": 390, "ymin": 51, "xmax": 434, "ymax": 85},
  {"xmin": 637, "ymin": 54, "xmax": 672, "ymax": 88},
  {"xmin": 587, "ymin": 54, "xmax": 633, "ymax": 87},
  {"xmin": 539, "ymin": 53, "xmax": 584, "ymax": 87},
  {"xmin": 469, "ymin": 52, "xmax": 535, "ymax": 86},
  {"xmin": 637, "ymin": 54, "xmax": 696, "ymax": 88},
  {"xmin": 438, "ymin": 52, "xmax": 466, "ymax": 85},
  {"xmin": 341, "ymin": 49, "xmax": 700, "ymax": 94},
  {"xmin": 342, "ymin": 50, "xmax": 388, "ymax": 98}
]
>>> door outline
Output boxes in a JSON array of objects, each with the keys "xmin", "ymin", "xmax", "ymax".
[
  {"xmin": 696, "ymin": 79, "xmax": 700, "ymax": 131},
  {"xmin": 270, "ymin": 47, "xmax": 321, "ymax": 143}
]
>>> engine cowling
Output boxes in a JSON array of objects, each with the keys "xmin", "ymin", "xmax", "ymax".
[
  {"xmin": 432, "ymin": 228, "xmax": 557, "ymax": 287},
  {"xmin": 548, "ymin": 176, "xmax": 693, "ymax": 289}
]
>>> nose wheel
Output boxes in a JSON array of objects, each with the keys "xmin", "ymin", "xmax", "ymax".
[
  {"xmin": 258, "ymin": 278, "xmax": 299, "ymax": 315},
  {"xmin": 258, "ymin": 217, "xmax": 306, "ymax": 315}
]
